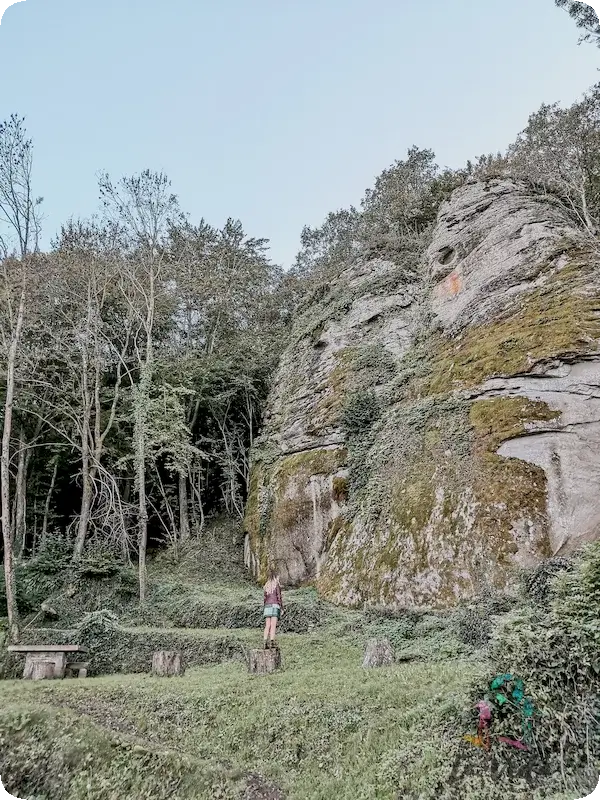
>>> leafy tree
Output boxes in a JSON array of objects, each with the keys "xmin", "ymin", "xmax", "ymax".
[
  {"xmin": 293, "ymin": 207, "xmax": 361, "ymax": 283},
  {"xmin": 99, "ymin": 170, "xmax": 180, "ymax": 603},
  {"xmin": 505, "ymin": 85, "xmax": 600, "ymax": 233},
  {"xmin": 555, "ymin": 0, "xmax": 600, "ymax": 46}
]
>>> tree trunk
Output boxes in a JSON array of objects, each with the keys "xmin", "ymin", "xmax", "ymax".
[
  {"xmin": 248, "ymin": 647, "xmax": 282, "ymax": 674},
  {"xmin": 135, "ymin": 360, "xmax": 152, "ymax": 605},
  {"xmin": 178, "ymin": 472, "xmax": 190, "ymax": 541},
  {"xmin": 580, "ymin": 185, "xmax": 596, "ymax": 234},
  {"xmin": 137, "ymin": 262, "xmax": 155, "ymax": 605},
  {"xmin": 137, "ymin": 424, "xmax": 148, "ymax": 604},
  {"xmin": 74, "ymin": 457, "xmax": 94, "ymax": 559},
  {"xmin": 74, "ymin": 332, "xmax": 93, "ymax": 559},
  {"xmin": 1, "ymin": 285, "xmax": 25, "ymax": 644},
  {"xmin": 14, "ymin": 427, "xmax": 27, "ymax": 559},
  {"xmin": 152, "ymin": 650, "xmax": 184, "ymax": 676},
  {"xmin": 40, "ymin": 460, "xmax": 58, "ymax": 547}
]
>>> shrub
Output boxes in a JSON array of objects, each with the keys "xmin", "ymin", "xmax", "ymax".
[
  {"xmin": 341, "ymin": 390, "xmax": 381, "ymax": 436},
  {"xmin": 454, "ymin": 594, "xmax": 516, "ymax": 648},
  {"xmin": 455, "ymin": 607, "xmax": 492, "ymax": 648},
  {"xmin": 24, "ymin": 534, "xmax": 72, "ymax": 576},
  {"xmin": 152, "ymin": 584, "xmax": 325, "ymax": 634},
  {"xmin": 0, "ymin": 570, "xmax": 39, "ymax": 617},
  {"xmin": 480, "ymin": 543, "xmax": 600, "ymax": 792},
  {"xmin": 522, "ymin": 557, "xmax": 572, "ymax": 606},
  {"xmin": 5, "ymin": 612, "xmax": 248, "ymax": 678}
]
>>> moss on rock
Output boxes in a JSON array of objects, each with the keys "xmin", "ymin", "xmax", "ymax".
[
  {"xmin": 319, "ymin": 394, "xmax": 556, "ymax": 608},
  {"xmin": 428, "ymin": 260, "xmax": 600, "ymax": 394},
  {"xmin": 245, "ymin": 448, "xmax": 348, "ymax": 584}
]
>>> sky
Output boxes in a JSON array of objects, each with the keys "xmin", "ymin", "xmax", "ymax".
[{"xmin": 0, "ymin": 0, "xmax": 598, "ymax": 268}]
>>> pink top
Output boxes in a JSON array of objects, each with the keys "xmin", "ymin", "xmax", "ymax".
[{"xmin": 264, "ymin": 583, "xmax": 283, "ymax": 609}]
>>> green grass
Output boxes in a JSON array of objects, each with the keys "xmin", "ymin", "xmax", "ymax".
[
  {"xmin": 0, "ymin": 633, "xmax": 487, "ymax": 800},
  {"xmin": 1, "ymin": 630, "xmax": 585, "ymax": 799},
  {"xmin": 2, "ymin": 522, "xmax": 597, "ymax": 799}
]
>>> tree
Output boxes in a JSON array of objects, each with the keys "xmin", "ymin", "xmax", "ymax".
[
  {"xmin": 99, "ymin": 170, "xmax": 179, "ymax": 603},
  {"xmin": 42, "ymin": 222, "xmax": 134, "ymax": 559},
  {"xmin": 0, "ymin": 115, "xmax": 42, "ymax": 259},
  {"xmin": 506, "ymin": 85, "xmax": 600, "ymax": 234},
  {"xmin": 293, "ymin": 207, "xmax": 361, "ymax": 283},
  {"xmin": 555, "ymin": 0, "xmax": 600, "ymax": 46},
  {"xmin": 164, "ymin": 217, "xmax": 288, "ymax": 530},
  {"xmin": 0, "ymin": 115, "xmax": 42, "ymax": 642},
  {"xmin": 360, "ymin": 147, "xmax": 441, "ymax": 239}
]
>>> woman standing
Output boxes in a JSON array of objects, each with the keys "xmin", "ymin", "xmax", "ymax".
[{"xmin": 263, "ymin": 569, "xmax": 283, "ymax": 649}]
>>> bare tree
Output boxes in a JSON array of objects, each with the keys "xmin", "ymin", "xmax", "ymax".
[
  {"xmin": 0, "ymin": 116, "xmax": 42, "ymax": 259},
  {"xmin": 0, "ymin": 115, "xmax": 42, "ymax": 642}
]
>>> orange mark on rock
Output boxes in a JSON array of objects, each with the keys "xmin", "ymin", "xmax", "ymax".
[{"xmin": 438, "ymin": 270, "xmax": 462, "ymax": 299}]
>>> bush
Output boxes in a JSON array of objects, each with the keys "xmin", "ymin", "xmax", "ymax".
[
  {"xmin": 522, "ymin": 557, "xmax": 572, "ymax": 606},
  {"xmin": 456, "ymin": 607, "xmax": 492, "ymax": 648},
  {"xmin": 480, "ymin": 543, "xmax": 600, "ymax": 792},
  {"xmin": 453, "ymin": 594, "xmax": 516, "ymax": 649},
  {"xmin": 0, "ymin": 570, "xmax": 39, "ymax": 617},
  {"xmin": 341, "ymin": 391, "xmax": 381, "ymax": 436},
  {"xmin": 5, "ymin": 611, "xmax": 248, "ymax": 678},
  {"xmin": 152, "ymin": 584, "xmax": 325, "ymax": 634},
  {"xmin": 24, "ymin": 534, "xmax": 73, "ymax": 576}
]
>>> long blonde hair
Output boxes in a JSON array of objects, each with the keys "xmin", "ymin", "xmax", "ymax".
[{"xmin": 264, "ymin": 568, "xmax": 280, "ymax": 594}]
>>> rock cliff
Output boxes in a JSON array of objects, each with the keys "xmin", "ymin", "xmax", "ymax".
[{"xmin": 245, "ymin": 178, "xmax": 600, "ymax": 608}]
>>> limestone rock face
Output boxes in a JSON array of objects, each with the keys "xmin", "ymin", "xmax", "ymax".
[
  {"xmin": 245, "ymin": 179, "xmax": 600, "ymax": 608},
  {"xmin": 245, "ymin": 255, "xmax": 418, "ymax": 586}
]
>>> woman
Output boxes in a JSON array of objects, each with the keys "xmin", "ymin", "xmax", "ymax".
[{"xmin": 263, "ymin": 569, "xmax": 283, "ymax": 649}]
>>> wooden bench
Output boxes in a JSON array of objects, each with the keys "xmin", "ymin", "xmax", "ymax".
[{"xmin": 7, "ymin": 644, "xmax": 89, "ymax": 680}]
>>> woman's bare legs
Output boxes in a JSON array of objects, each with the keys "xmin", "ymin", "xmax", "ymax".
[
  {"xmin": 263, "ymin": 618, "xmax": 270, "ymax": 645},
  {"xmin": 268, "ymin": 617, "xmax": 278, "ymax": 643}
]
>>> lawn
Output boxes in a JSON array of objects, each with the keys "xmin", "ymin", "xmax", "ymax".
[{"xmin": 1, "ymin": 631, "xmax": 488, "ymax": 800}]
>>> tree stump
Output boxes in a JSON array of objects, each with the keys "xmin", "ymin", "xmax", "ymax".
[
  {"xmin": 151, "ymin": 651, "xmax": 184, "ymax": 677},
  {"xmin": 65, "ymin": 661, "xmax": 89, "ymax": 678},
  {"xmin": 30, "ymin": 660, "xmax": 56, "ymax": 681},
  {"xmin": 363, "ymin": 638, "xmax": 394, "ymax": 668},
  {"xmin": 248, "ymin": 647, "xmax": 282, "ymax": 674}
]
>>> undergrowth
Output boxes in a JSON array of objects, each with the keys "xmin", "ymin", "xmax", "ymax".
[{"xmin": 1, "ymin": 520, "xmax": 599, "ymax": 799}]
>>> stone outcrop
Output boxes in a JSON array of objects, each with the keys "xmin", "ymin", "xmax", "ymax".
[{"xmin": 245, "ymin": 178, "xmax": 600, "ymax": 608}]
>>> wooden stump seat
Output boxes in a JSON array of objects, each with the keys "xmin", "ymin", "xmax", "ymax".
[
  {"xmin": 65, "ymin": 661, "xmax": 90, "ymax": 678},
  {"xmin": 30, "ymin": 659, "xmax": 56, "ymax": 681},
  {"xmin": 152, "ymin": 651, "xmax": 184, "ymax": 677},
  {"xmin": 248, "ymin": 647, "xmax": 282, "ymax": 675},
  {"xmin": 362, "ymin": 638, "xmax": 394, "ymax": 668}
]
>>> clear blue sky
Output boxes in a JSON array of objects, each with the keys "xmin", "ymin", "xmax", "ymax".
[{"xmin": 0, "ymin": 0, "xmax": 598, "ymax": 267}]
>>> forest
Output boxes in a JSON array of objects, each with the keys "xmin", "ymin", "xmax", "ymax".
[{"xmin": 1, "ymin": 66, "xmax": 600, "ymax": 643}]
